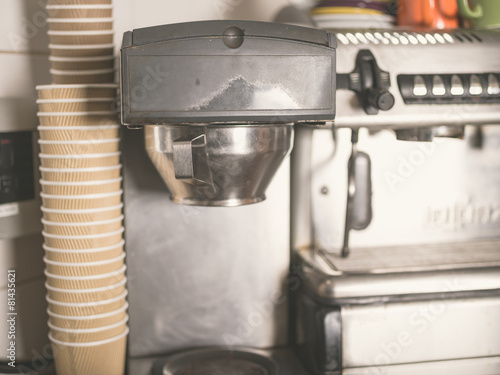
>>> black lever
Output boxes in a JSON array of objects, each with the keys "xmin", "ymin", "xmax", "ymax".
[{"xmin": 338, "ymin": 50, "xmax": 395, "ymax": 115}]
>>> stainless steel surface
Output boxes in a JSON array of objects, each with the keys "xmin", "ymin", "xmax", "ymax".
[
  {"xmin": 343, "ymin": 356, "xmax": 500, "ymax": 375},
  {"xmin": 297, "ymin": 240, "xmax": 500, "ymax": 300},
  {"xmin": 395, "ymin": 126, "xmax": 465, "ymax": 141},
  {"xmin": 341, "ymin": 296, "xmax": 500, "ymax": 368},
  {"xmin": 123, "ymin": 128, "xmax": 290, "ymax": 357},
  {"xmin": 128, "ymin": 348, "xmax": 309, "ymax": 375},
  {"xmin": 144, "ymin": 124, "xmax": 293, "ymax": 206},
  {"xmin": 308, "ymin": 126, "xmax": 500, "ymax": 251},
  {"xmin": 333, "ymin": 29, "xmax": 500, "ymax": 129},
  {"xmin": 153, "ymin": 348, "xmax": 278, "ymax": 375}
]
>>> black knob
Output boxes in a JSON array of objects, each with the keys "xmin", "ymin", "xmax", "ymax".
[{"xmin": 367, "ymin": 89, "xmax": 395, "ymax": 111}]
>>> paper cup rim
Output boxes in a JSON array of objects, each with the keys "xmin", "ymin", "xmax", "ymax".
[
  {"xmin": 42, "ymin": 214, "xmax": 123, "ymax": 226},
  {"xmin": 48, "ymin": 326, "xmax": 129, "ymax": 347},
  {"xmin": 39, "ymin": 151, "xmax": 120, "ymax": 159},
  {"xmin": 40, "ymin": 177, "xmax": 122, "ymax": 186},
  {"xmin": 42, "ymin": 226, "xmax": 124, "ymax": 239},
  {"xmin": 40, "ymin": 189, "xmax": 123, "ymax": 199},
  {"xmin": 37, "ymin": 98, "xmax": 115, "ymax": 104},
  {"xmin": 50, "ymin": 68, "xmax": 115, "ymax": 75},
  {"xmin": 43, "ymin": 252, "xmax": 125, "ymax": 267},
  {"xmin": 37, "ymin": 111, "xmax": 116, "ymax": 116},
  {"xmin": 48, "ymin": 315, "xmax": 128, "ymax": 334},
  {"xmin": 49, "ymin": 43, "xmax": 114, "ymax": 49},
  {"xmin": 37, "ymin": 84, "xmax": 117, "ymax": 90},
  {"xmin": 41, "ymin": 203, "xmax": 123, "ymax": 213},
  {"xmin": 44, "ymin": 265, "xmax": 126, "ymax": 281},
  {"xmin": 44, "ymin": 277, "xmax": 126, "ymax": 293},
  {"xmin": 43, "ymin": 239, "xmax": 125, "ymax": 253},
  {"xmin": 49, "ymin": 55, "xmax": 115, "ymax": 62},
  {"xmin": 47, "ymin": 29, "xmax": 114, "ymax": 36},
  {"xmin": 46, "ymin": 289, "xmax": 128, "ymax": 307},
  {"xmin": 39, "ymin": 164, "xmax": 121, "ymax": 172},
  {"xmin": 38, "ymin": 138, "xmax": 120, "ymax": 145},
  {"xmin": 47, "ymin": 301, "xmax": 128, "ymax": 320},
  {"xmin": 46, "ymin": 4, "xmax": 113, "ymax": 9}
]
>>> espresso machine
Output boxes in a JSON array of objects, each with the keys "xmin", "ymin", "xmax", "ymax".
[{"xmin": 119, "ymin": 19, "xmax": 500, "ymax": 375}]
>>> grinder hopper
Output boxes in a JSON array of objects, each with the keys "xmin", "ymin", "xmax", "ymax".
[{"xmin": 121, "ymin": 20, "xmax": 336, "ymax": 206}]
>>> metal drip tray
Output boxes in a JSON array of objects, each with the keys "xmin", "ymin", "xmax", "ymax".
[
  {"xmin": 153, "ymin": 349, "xmax": 279, "ymax": 375},
  {"xmin": 297, "ymin": 239, "xmax": 500, "ymax": 302},
  {"xmin": 320, "ymin": 239, "xmax": 500, "ymax": 274}
]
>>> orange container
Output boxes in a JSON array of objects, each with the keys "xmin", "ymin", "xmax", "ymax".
[{"xmin": 397, "ymin": 0, "xmax": 459, "ymax": 28}]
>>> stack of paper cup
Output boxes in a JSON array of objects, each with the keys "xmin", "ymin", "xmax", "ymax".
[
  {"xmin": 46, "ymin": 0, "xmax": 114, "ymax": 84},
  {"xmin": 36, "ymin": 81, "xmax": 127, "ymax": 375}
]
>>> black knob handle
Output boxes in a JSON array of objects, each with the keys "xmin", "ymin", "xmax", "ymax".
[{"xmin": 367, "ymin": 89, "xmax": 395, "ymax": 111}]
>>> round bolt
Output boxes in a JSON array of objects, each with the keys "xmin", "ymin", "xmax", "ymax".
[{"xmin": 223, "ymin": 26, "xmax": 245, "ymax": 49}]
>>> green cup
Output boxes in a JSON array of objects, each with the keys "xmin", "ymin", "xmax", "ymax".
[{"xmin": 458, "ymin": 0, "xmax": 500, "ymax": 28}]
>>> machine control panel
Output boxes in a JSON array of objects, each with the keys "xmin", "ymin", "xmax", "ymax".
[
  {"xmin": 398, "ymin": 73, "xmax": 500, "ymax": 104},
  {"xmin": 0, "ymin": 131, "xmax": 35, "ymax": 204}
]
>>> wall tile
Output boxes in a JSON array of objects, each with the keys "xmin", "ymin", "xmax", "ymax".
[{"xmin": 0, "ymin": 0, "xmax": 49, "ymax": 53}]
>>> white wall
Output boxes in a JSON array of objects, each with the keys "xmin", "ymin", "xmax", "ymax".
[{"xmin": 0, "ymin": 0, "xmax": 292, "ymax": 124}]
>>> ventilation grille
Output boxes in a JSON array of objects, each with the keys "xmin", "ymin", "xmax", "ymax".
[{"xmin": 335, "ymin": 31, "xmax": 483, "ymax": 46}]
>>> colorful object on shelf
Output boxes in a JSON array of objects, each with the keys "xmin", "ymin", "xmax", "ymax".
[
  {"xmin": 397, "ymin": 0, "xmax": 459, "ymax": 28},
  {"xmin": 458, "ymin": 0, "xmax": 500, "ymax": 29}
]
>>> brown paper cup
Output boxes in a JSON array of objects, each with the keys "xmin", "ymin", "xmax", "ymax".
[
  {"xmin": 37, "ymin": 84, "xmax": 117, "ymax": 100},
  {"xmin": 43, "ymin": 239, "xmax": 124, "ymax": 263},
  {"xmin": 38, "ymin": 111, "xmax": 117, "ymax": 126},
  {"xmin": 46, "ymin": 5, "xmax": 113, "ymax": 19},
  {"xmin": 38, "ymin": 138, "xmax": 120, "ymax": 155},
  {"xmin": 38, "ymin": 125, "xmax": 119, "ymax": 141},
  {"xmin": 42, "ymin": 214, "xmax": 123, "ymax": 235},
  {"xmin": 45, "ymin": 265, "xmax": 126, "ymax": 289},
  {"xmin": 48, "ymin": 30, "xmax": 113, "ymax": 45},
  {"xmin": 48, "ymin": 18, "xmax": 114, "ymax": 32},
  {"xmin": 44, "ymin": 252, "xmax": 125, "ymax": 276},
  {"xmin": 48, "ymin": 302, "xmax": 128, "ymax": 329},
  {"xmin": 49, "ymin": 43, "xmax": 114, "ymax": 58},
  {"xmin": 41, "ymin": 190, "xmax": 123, "ymax": 210},
  {"xmin": 40, "ymin": 164, "xmax": 121, "ymax": 182},
  {"xmin": 37, "ymin": 99, "xmax": 115, "ymax": 113},
  {"xmin": 49, "ymin": 55, "xmax": 115, "ymax": 71},
  {"xmin": 49, "ymin": 327, "xmax": 128, "ymax": 375},
  {"xmin": 42, "ymin": 215, "xmax": 123, "ymax": 236},
  {"xmin": 41, "ymin": 204, "xmax": 123, "ymax": 223},
  {"xmin": 46, "ymin": 289, "xmax": 127, "ymax": 316},
  {"xmin": 40, "ymin": 178, "xmax": 122, "ymax": 195},
  {"xmin": 45, "ymin": 278, "xmax": 126, "ymax": 303},
  {"xmin": 51, "ymin": 69, "xmax": 115, "ymax": 84},
  {"xmin": 39, "ymin": 152, "xmax": 121, "ymax": 169},
  {"xmin": 49, "ymin": 0, "xmax": 112, "ymax": 4},
  {"xmin": 42, "ymin": 227, "xmax": 124, "ymax": 249},
  {"xmin": 49, "ymin": 315, "xmax": 127, "ymax": 343}
]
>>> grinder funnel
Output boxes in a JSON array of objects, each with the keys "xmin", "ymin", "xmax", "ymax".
[
  {"xmin": 145, "ymin": 124, "xmax": 293, "ymax": 206},
  {"xmin": 121, "ymin": 21, "xmax": 336, "ymax": 206}
]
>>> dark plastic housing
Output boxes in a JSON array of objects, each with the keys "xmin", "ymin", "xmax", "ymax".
[{"xmin": 121, "ymin": 20, "xmax": 337, "ymax": 125}]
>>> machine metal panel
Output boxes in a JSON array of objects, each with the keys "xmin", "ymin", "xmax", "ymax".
[
  {"xmin": 341, "ymin": 296, "xmax": 500, "ymax": 368},
  {"xmin": 309, "ymin": 126, "xmax": 500, "ymax": 252},
  {"xmin": 333, "ymin": 29, "xmax": 500, "ymax": 129},
  {"xmin": 344, "ymin": 356, "xmax": 500, "ymax": 375},
  {"xmin": 296, "ymin": 241, "xmax": 500, "ymax": 301},
  {"xmin": 122, "ymin": 129, "xmax": 290, "ymax": 357}
]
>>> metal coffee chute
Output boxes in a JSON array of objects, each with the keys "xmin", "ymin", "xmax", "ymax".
[{"xmin": 121, "ymin": 21, "xmax": 336, "ymax": 206}]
